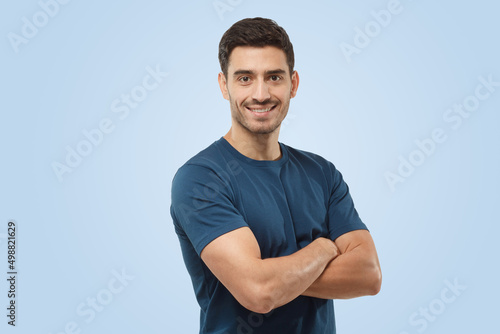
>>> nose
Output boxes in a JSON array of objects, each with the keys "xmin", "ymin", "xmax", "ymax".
[{"xmin": 252, "ymin": 79, "xmax": 271, "ymax": 102}]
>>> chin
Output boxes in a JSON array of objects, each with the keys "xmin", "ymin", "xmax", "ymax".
[{"xmin": 246, "ymin": 122, "xmax": 282, "ymax": 135}]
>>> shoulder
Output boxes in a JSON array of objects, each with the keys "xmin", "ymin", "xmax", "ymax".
[
  {"xmin": 175, "ymin": 139, "xmax": 228, "ymax": 175},
  {"xmin": 172, "ymin": 142, "xmax": 217, "ymax": 186},
  {"xmin": 282, "ymin": 143, "xmax": 345, "ymax": 187},
  {"xmin": 282, "ymin": 143, "xmax": 334, "ymax": 171},
  {"xmin": 171, "ymin": 139, "xmax": 240, "ymax": 195},
  {"xmin": 183, "ymin": 140, "xmax": 225, "ymax": 169}
]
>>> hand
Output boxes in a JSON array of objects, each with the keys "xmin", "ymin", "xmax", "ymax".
[{"xmin": 315, "ymin": 237, "xmax": 339, "ymax": 261}]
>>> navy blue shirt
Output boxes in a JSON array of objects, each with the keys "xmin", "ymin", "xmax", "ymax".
[{"xmin": 170, "ymin": 137, "xmax": 367, "ymax": 334}]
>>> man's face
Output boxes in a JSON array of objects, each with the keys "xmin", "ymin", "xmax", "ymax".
[{"xmin": 219, "ymin": 46, "xmax": 299, "ymax": 135}]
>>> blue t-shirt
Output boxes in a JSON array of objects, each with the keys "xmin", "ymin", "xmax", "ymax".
[{"xmin": 170, "ymin": 137, "xmax": 367, "ymax": 334}]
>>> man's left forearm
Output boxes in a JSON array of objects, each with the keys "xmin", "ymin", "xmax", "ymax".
[{"xmin": 301, "ymin": 230, "xmax": 382, "ymax": 299}]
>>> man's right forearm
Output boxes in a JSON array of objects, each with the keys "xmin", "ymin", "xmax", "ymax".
[
  {"xmin": 253, "ymin": 237, "xmax": 338, "ymax": 313},
  {"xmin": 200, "ymin": 227, "xmax": 339, "ymax": 314}
]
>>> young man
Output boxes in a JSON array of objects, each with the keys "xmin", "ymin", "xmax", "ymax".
[{"xmin": 170, "ymin": 17, "xmax": 381, "ymax": 334}]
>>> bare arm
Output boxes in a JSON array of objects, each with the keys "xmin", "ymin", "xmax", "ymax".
[
  {"xmin": 302, "ymin": 230, "xmax": 382, "ymax": 299},
  {"xmin": 200, "ymin": 226, "xmax": 338, "ymax": 314}
]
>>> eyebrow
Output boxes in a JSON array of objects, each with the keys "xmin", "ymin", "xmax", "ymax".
[{"xmin": 232, "ymin": 69, "xmax": 287, "ymax": 77}]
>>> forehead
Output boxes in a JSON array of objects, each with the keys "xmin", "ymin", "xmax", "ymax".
[{"xmin": 228, "ymin": 46, "xmax": 289, "ymax": 74}]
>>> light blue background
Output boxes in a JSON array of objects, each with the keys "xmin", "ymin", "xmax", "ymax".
[{"xmin": 1, "ymin": 0, "xmax": 499, "ymax": 333}]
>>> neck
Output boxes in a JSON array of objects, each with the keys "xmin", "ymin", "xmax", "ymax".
[{"xmin": 223, "ymin": 127, "xmax": 282, "ymax": 161}]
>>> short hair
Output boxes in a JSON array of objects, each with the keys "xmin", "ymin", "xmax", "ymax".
[{"xmin": 218, "ymin": 17, "xmax": 295, "ymax": 77}]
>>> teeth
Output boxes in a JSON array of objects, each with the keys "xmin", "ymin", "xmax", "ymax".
[{"xmin": 250, "ymin": 107, "xmax": 272, "ymax": 113}]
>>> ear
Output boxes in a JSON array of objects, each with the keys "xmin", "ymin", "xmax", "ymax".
[
  {"xmin": 218, "ymin": 72, "xmax": 230, "ymax": 100},
  {"xmin": 290, "ymin": 70, "xmax": 299, "ymax": 98}
]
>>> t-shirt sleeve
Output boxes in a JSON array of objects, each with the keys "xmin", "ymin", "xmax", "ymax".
[
  {"xmin": 170, "ymin": 163, "xmax": 248, "ymax": 256},
  {"xmin": 327, "ymin": 162, "xmax": 368, "ymax": 241}
]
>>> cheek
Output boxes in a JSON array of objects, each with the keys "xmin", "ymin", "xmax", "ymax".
[
  {"xmin": 276, "ymin": 91, "xmax": 290, "ymax": 104},
  {"xmin": 275, "ymin": 85, "xmax": 291, "ymax": 98},
  {"xmin": 230, "ymin": 92, "xmax": 247, "ymax": 107},
  {"xmin": 228, "ymin": 95, "xmax": 244, "ymax": 112}
]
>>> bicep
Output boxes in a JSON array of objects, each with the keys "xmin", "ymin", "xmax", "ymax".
[
  {"xmin": 333, "ymin": 229, "xmax": 382, "ymax": 295},
  {"xmin": 334, "ymin": 229, "xmax": 378, "ymax": 257},
  {"xmin": 200, "ymin": 226, "xmax": 263, "ymax": 303}
]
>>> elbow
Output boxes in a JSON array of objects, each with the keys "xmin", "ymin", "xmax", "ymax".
[
  {"xmin": 245, "ymin": 300, "xmax": 274, "ymax": 315},
  {"xmin": 239, "ymin": 282, "xmax": 276, "ymax": 314},
  {"xmin": 366, "ymin": 265, "xmax": 382, "ymax": 296}
]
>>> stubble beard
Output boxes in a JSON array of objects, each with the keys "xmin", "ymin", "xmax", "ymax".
[{"xmin": 229, "ymin": 95, "xmax": 290, "ymax": 135}]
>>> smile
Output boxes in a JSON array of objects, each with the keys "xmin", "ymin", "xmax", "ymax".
[{"xmin": 246, "ymin": 105, "xmax": 277, "ymax": 113}]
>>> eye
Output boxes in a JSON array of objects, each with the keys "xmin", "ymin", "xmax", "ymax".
[
  {"xmin": 270, "ymin": 75, "xmax": 282, "ymax": 82},
  {"xmin": 238, "ymin": 76, "xmax": 251, "ymax": 83}
]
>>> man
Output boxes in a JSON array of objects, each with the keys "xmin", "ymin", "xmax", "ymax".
[{"xmin": 170, "ymin": 17, "xmax": 381, "ymax": 333}]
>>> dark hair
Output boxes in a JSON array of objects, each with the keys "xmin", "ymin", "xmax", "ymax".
[{"xmin": 218, "ymin": 17, "xmax": 295, "ymax": 77}]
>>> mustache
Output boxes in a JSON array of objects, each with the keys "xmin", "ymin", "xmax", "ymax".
[{"xmin": 243, "ymin": 99, "xmax": 279, "ymax": 107}]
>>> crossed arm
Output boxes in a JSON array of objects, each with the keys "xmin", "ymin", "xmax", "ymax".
[
  {"xmin": 200, "ymin": 226, "xmax": 381, "ymax": 314},
  {"xmin": 302, "ymin": 229, "xmax": 382, "ymax": 299}
]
